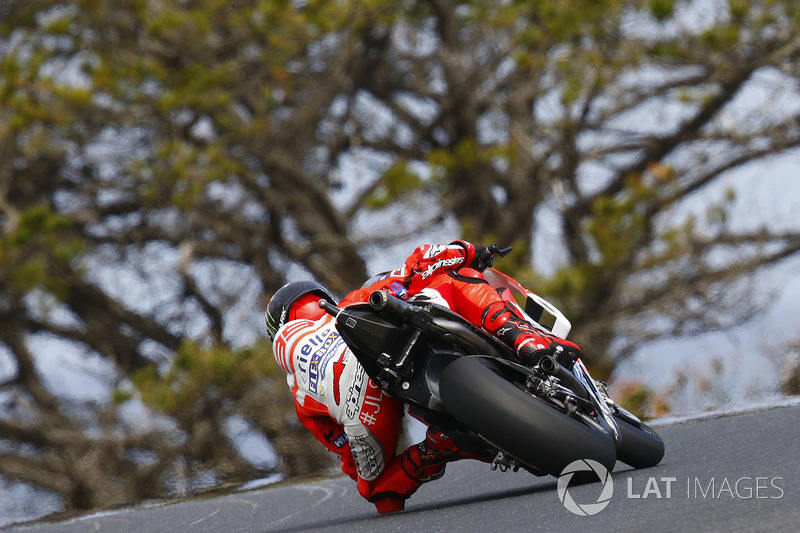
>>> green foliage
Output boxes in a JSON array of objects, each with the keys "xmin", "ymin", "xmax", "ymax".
[
  {"xmin": 512, "ymin": 0, "xmax": 624, "ymax": 44},
  {"xmin": 728, "ymin": 0, "xmax": 750, "ymax": 21},
  {"xmin": 648, "ymin": 0, "xmax": 675, "ymax": 21},
  {"xmin": 365, "ymin": 160, "xmax": 422, "ymax": 209},
  {"xmin": 428, "ymin": 139, "xmax": 512, "ymax": 181},
  {"xmin": 700, "ymin": 24, "xmax": 740, "ymax": 50},
  {"xmin": 614, "ymin": 381, "xmax": 669, "ymax": 420},
  {"xmin": 542, "ymin": 176, "xmax": 662, "ymax": 310},
  {"xmin": 112, "ymin": 389, "xmax": 134, "ymax": 405},
  {"xmin": 132, "ymin": 340, "xmax": 278, "ymax": 417},
  {"xmin": 587, "ymin": 178, "xmax": 657, "ymax": 264},
  {"xmin": 0, "ymin": 205, "xmax": 84, "ymax": 298}
]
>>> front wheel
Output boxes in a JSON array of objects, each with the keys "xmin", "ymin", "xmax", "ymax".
[
  {"xmin": 614, "ymin": 416, "xmax": 665, "ymax": 469},
  {"xmin": 439, "ymin": 357, "xmax": 617, "ymax": 477}
]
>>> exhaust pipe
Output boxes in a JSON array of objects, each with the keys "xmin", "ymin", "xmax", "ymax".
[
  {"xmin": 369, "ymin": 289, "xmax": 388, "ymax": 310},
  {"xmin": 536, "ymin": 355, "xmax": 559, "ymax": 374}
]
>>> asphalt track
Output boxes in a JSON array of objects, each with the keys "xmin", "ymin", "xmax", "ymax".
[{"xmin": 10, "ymin": 399, "xmax": 800, "ymax": 533}]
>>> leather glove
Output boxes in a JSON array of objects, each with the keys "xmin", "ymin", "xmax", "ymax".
[{"xmin": 469, "ymin": 245, "xmax": 495, "ymax": 271}]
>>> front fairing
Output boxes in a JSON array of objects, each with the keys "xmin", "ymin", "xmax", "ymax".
[{"xmin": 482, "ymin": 268, "xmax": 572, "ymax": 339}]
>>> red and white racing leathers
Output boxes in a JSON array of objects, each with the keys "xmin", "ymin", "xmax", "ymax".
[
  {"xmin": 272, "ymin": 241, "xmax": 576, "ymax": 512},
  {"xmin": 273, "ymin": 313, "xmax": 403, "ymax": 484}
]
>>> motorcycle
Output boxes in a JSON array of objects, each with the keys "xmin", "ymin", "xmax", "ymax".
[{"xmin": 317, "ymin": 245, "xmax": 664, "ymax": 479}]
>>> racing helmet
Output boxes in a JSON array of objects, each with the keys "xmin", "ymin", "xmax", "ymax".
[{"xmin": 265, "ymin": 281, "xmax": 336, "ymax": 340}]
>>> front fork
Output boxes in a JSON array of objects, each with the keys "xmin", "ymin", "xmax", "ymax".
[{"xmin": 572, "ymin": 359, "xmax": 622, "ymax": 446}]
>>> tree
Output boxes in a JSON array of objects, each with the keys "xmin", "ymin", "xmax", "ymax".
[
  {"xmin": 316, "ymin": 0, "xmax": 800, "ymax": 374},
  {"xmin": 0, "ymin": 0, "xmax": 383, "ymax": 512},
  {"xmin": 1, "ymin": 0, "xmax": 799, "ymax": 518}
]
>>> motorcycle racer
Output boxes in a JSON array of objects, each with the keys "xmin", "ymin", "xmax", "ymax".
[{"xmin": 266, "ymin": 241, "xmax": 580, "ymax": 513}]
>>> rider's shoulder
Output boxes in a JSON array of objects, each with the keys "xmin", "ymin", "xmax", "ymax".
[{"xmin": 274, "ymin": 318, "xmax": 318, "ymax": 341}]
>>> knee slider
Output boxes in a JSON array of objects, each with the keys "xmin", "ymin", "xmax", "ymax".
[{"xmin": 480, "ymin": 300, "xmax": 514, "ymax": 332}]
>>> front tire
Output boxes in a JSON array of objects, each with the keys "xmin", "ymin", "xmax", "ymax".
[
  {"xmin": 614, "ymin": 417, "xmax": 665, "ymax": 469},
  {"xmin": 439, "ymin": 357, "xmax": 617, "ymax": 477}
]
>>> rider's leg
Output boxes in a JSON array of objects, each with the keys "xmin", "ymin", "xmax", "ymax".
[{"xmin": 427, "ymin": 269, "xmax": 578, "ymax": 364}]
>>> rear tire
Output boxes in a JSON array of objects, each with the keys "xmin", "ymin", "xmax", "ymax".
[
  {"xmin": 439, "ymin": 357, "xmax": 617, "ymax": 477},
  {"xmin": 614, "ymin": 417, "xmax": 665, "ymax": 469}
]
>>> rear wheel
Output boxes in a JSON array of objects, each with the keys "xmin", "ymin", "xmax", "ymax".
[{"xmin": 439, "ymin": 357, "xmax": 617, "ymax": 477}]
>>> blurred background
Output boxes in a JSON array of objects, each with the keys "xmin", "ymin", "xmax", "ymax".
[{"xmin": 1, "ymin": 0, "xmax": 799, "ymax": 526}]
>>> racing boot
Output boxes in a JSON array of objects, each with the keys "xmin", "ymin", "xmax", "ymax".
[
  {"xmin": 517, "ymin": 336, "xmax": 582, "ymax": 368},
  {"xmin": 365, "ymin": 428, "xmax": 496, "ymax": 513},
  {"xmin": 363, "ymin": 430, "xmax": 452, "ymax": 514},
  {"xmin": 401, "ymin": 432, "xmax": 450, "ymax": 483},
  {"xmin": 412, "ymin": 428, "xmax": 491, "ymax": 464},
  {"xmin": 482, "ymin": 300, "xmax": 580, "ymax": 366}
]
